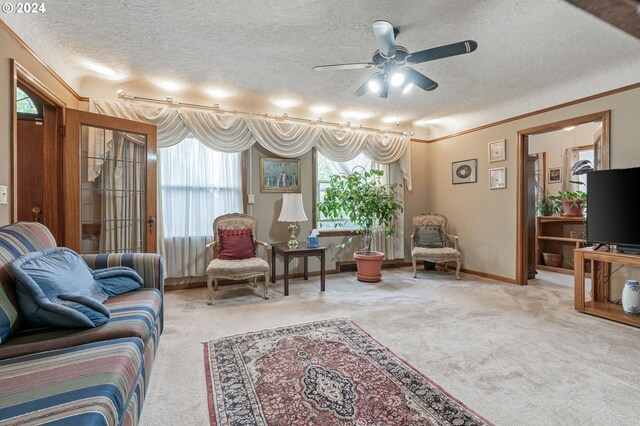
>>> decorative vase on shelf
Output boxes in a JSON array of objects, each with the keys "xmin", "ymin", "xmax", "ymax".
[{"xmin": 622, "ymin": 280, "xmax": 640, "ymax": 315}]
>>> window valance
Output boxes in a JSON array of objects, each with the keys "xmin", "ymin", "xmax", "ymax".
[{"xmin": 90, "ymin": 99, "xmax": 412, "ymax": 189}]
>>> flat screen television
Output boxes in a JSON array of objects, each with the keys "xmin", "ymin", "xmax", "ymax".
[{"xmin": 587, "ymin": 167, "xmax": 640, "ymax": 252}]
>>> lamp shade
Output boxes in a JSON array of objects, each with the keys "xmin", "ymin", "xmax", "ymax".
[{"xmin": 278, "ymin": 193, "xmax": 308, "ymax": 222}]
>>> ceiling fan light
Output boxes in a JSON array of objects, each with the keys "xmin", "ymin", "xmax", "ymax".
[
  {"xmin": 402, "ymin": 83, "xmax": 414, "ymax": 95},
  {"xmin": 390, "ymin": 72, "xmax": 405, "ymax": 87},
  {"xmin": 368, "ymin": 79, "xmax": 381, "ymax": 93}
]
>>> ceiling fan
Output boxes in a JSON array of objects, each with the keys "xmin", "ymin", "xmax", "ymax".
[{"xmin": 313, "ymin": 20, "xmax": 477, "ymax": 98}]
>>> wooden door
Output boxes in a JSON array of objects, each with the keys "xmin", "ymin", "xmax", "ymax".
[
  {"xmin": 14, "ymin": 93, "xmax": 63, "ymax": 242},
  {"xmin": 527, "ymin": 155, "xmax": 538, "ymax": 279},
  {"xmin": 16, "ymin": 119, "xmax": 45, "ymax": 223},
  {"xmin": 64, "ymin": 110, "xmax": 157, "ymax": 253}
]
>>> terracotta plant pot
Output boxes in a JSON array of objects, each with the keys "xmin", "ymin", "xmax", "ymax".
[
  {"xmin": 561, "ymin": 200, "xmax": 585, "ymax": 217},
  {"xmin": 354, "ymin": 251, "xmax": 385, "ymax": 282},
  {"xmin": 543, "ymin": 252, "xmax": 564, "ymax": 268}
]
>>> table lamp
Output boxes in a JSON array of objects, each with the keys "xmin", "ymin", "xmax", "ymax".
[{"xmin": 278, "ymin": 193, "xmax": 308, "ymax": 248}]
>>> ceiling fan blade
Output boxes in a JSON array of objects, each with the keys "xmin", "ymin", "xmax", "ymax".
[
  {"xmin": 404, "ymin": 68, "xmax": 438, "ymax": 91},
  {"xmin": 354, "ymin": 79, "xmax": 370, "ymax": 96},
  {"xmin": 313, "ymin": 62, "xmax": 375, "ymax": 71},
  {"xmin": 372, "ymin": 20, "xmax": 396, "ymax": 57},
  {"xmin": 408, "ymin": 40, "xmax": 478, "ymax": 64}
]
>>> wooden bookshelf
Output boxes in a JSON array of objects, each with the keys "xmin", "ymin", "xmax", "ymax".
[
  {"xmin": 536, "ymin": 216, "xmax": 586, "ymax": 274},
  {"xmin": 574, "ymin": 247, "xmax": 640, "ymax": 328}
]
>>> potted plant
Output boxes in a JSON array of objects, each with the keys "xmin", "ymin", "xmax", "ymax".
[
  {"xmin": 536, "ymin": 193, "xmax": 561, "ymax": 216},
  {"xmin": 318, "ymin": 167, "xmax": 403, "ymax": 282},
  {"xmin": 557, "ymin": 190, "xmax": 586, "ymax": 217}
]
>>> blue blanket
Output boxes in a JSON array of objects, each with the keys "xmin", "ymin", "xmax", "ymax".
[{"xmin": 10, "ymin": 248, "xmax": 142, "ymax": 328}]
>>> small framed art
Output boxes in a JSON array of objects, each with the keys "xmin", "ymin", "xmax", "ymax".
[
  {"xmin": 452, "ymin": 159, "xmax": 477, "ymax": 184},
  {"xmin": 489, "ymin": 167, "xmax": 506, "ymax": 189},
  {"xmin": 260, "ymin": 157, "xmax": 301, "ymax": 193},
  {"xmin": 548, "ymin": 167, "xmax": 562, "ymax": 184},
  {"xmin": 488, "ymin": 139, "xmax": 506, "ymax": 163}
]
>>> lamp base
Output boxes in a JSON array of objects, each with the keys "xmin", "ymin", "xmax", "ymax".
[{"xmin": 287, "ymin": 223, "xmax": 299, "ymax": 248}]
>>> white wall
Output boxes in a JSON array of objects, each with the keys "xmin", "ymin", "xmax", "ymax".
[{"xmin": 427, "ymin": 87, "xmax": 640, "ymax": 281}]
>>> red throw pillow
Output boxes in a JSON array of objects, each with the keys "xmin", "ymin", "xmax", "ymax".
[{"xmin": 217, "ymin": 228, "xmax": 256, "ymax": 260}]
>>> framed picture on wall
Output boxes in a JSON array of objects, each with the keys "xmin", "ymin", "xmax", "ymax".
[
  {"xmin": 548, "ymin": 167, "xmax": 562, "ymax": 184},
  {"xmin": 488, "ymin": 139, "xmax": 506, "ymax": 162},
  {"xmin": 489, "ymin": 167, "xmax": 507, "ymax": 189},
  {"xmin": 452, "ymin": 159, "xmax": 477, "ymax": 184},
  {"xmin": 260, "ymin": 157, "xmax": 301, "ymax": 193}
]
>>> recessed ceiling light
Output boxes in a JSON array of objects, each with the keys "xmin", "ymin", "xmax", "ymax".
[
  {"xmin": 80, "ymin": 59, "xmax": 127, "ymax": 81},
  {"xmin": 153, "ymin": 79, "xmax": 186, "ymax": 92},
  {"xmin": 355, "ymin": 112, "xmax": 372, "ymax": 120},
  {"xmin": 341, "ymin": 110, "xmax": 372, "ymax": 120},
  {"xmin": 563, "ymin": 126, "xmax": 576, "ymax": 131},
  {"xmin": 382, "ymin": 115, "xmax": 404, "ymax": 124},
  {"xmin": 413, "ymin": 119, "xmax": 432, "ymax": 127},
  {"xmin": 310, "ymin": 104, "xmax": 334, "ymax": 114},
  {"xmin": 205, "ymin": 88, "xmax": 233, "ymax": 99},
  {"xmin": 271, "ymin": 98, "xmax": 301, "ymax": 108}
]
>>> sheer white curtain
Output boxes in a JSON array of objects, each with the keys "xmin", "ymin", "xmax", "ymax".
[
  {"xmin": 326, "ymin": 152, "xmax": 372, "ymax": 175},
  {"xmin": 90, "ymin": 99, "xmax": 412, "ymax": 270},
  {"xmin": 371, "ymin": 162, "xmax": 405, "ymax": 260},
  {"xmin": 318, "ymin": 152, "xmax": 404, "ymax": 260},
  {"xmin": 159, "ymin": 135, "xmax": 242, "ymax": 278}
]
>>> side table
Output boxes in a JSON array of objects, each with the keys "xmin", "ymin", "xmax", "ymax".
[{"xmin": 271, "ymin": 242, "xmax": 326, "ymax": 296}]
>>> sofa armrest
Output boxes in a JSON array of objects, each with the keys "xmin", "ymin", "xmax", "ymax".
[
  {"xmin": 82, "ymin": 253, "xmax": 165, "ymax": 333},
  {"xmin": 81, "ymin": 253, "xmax": 165, "ymax": 294}
]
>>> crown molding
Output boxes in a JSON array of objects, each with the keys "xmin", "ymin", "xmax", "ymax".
[
  {"xmin": 1, "ymin": 19, "xmax": 88, "ymax": 102},
  {"xmin": 422, "ymin": 81, "xmax": 640, "ymax": 143}
]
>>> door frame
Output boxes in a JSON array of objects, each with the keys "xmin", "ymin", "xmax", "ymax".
[
  {"xmin": 515, "ymin": 110, "xmax": 610, "ymax": 285},
  {"xmin": 65, "ymin": 109, "xmax": 158, "ymax": 253},
  {"xmin": 10, "ymin": 60, "xmax": 66, "ymax": 239}
]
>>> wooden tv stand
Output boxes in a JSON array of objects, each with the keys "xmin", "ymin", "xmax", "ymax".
[{"xmin": 574, "ymin": 247, "xmax": 640, "ymax": 328}]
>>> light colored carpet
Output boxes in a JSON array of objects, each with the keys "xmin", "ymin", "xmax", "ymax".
[{"xmin": 140, "ymin": 268, "xmax": 640, "ymax": 426}]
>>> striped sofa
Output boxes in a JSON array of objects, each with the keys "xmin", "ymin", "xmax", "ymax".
[{"xmin": 0, "ymin": 222, "xmax": 164, "ymax": 425}]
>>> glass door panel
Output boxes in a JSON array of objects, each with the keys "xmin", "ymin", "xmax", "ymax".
[{"xmin": 80, "ymin": 127, "xmax": 147, "ymax": 254}]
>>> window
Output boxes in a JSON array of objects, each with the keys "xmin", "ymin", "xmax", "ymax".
[
  {"xmin": 16, "ymin": 86, "xmax": 42, "ymax": 117},
  {"xmin": 315, "ymin": 150, "xmax": 373, "ymax": 232},
  {"xmin": 159, "ymin": 135, "xmax": 243, "ymax": 238}
]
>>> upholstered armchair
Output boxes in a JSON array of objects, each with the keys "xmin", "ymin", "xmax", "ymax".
[
  {"xmin": 411, "ymin": 212, "xmax": 462, "ymax": 279},
  {"xmin": 205, "ymin": 213, "xmax": 270, "ymax": 305}
]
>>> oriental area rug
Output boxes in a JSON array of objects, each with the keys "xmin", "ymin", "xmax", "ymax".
[{"xmin": 203, "ymin": 318, "xmax": 492, "ymax": 425}]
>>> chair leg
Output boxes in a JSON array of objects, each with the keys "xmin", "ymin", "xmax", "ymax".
[
  {"xmin": 213, "ymin": 278, "xmax": 219, "ymax": 292},
  {"xmin": 263, "ymin": 273, "xmax": 270, "ymax": 299},
  {"xmin": 206, "ymin": 275, "xmax": 214, "ymax": 305},
  {"xmin": 252, "ymin": 276, "xmax": 257, "ymax": 287},
  {"xmin": 412, "ymin": 257, "xmax": 417, "ymax": 278},
  {"xmin": 455, "ymin": 260, "xmax": 461, "ymax": 280}
]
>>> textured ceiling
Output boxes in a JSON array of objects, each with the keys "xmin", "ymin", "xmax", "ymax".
[{"xmin": 3, "ymin": 0, "xmax": 640, "ymax": 138}]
